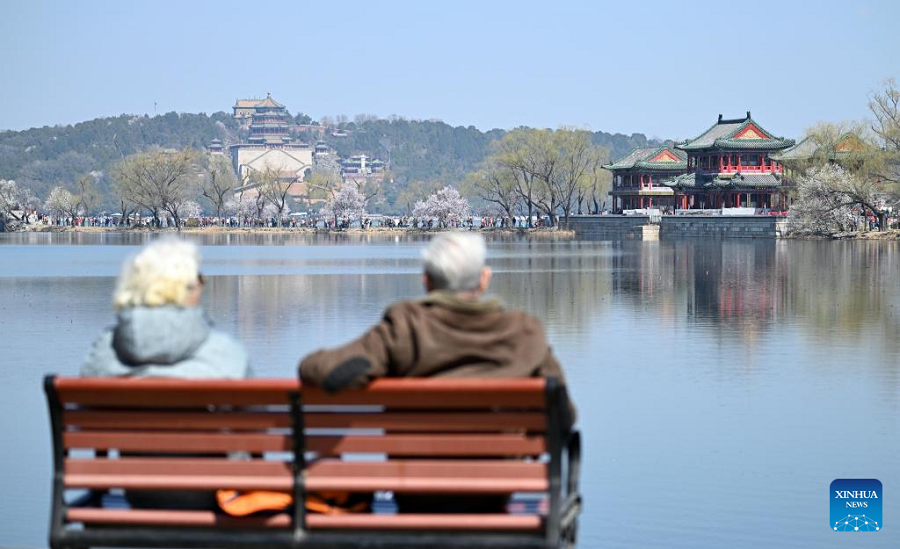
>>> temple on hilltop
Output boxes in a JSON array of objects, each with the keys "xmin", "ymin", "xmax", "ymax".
[
  {"xmin": 228, "ymin": 93, "xmax": 313, "ymax": 197},
  {"xmin": 606, "ymin": 112, "xmax": 795, "ymax": 212},
  {"xmin": 603, "ymin": 146, "xmax": 687, "ymax": 212}
]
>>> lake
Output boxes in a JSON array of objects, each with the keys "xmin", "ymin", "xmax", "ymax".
[{"xmin": 0, "ymin": 232, "xmax": 897, "ymax": 548}]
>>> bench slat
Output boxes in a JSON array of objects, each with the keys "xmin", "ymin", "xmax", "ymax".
[
  {"xmin": 63, "ymin": 411, "xmax": 546, "ymax": 433},
  {"xmin": 67, "ymin": 508, "xmax": 291, "ymax": 528},
  {"xmin": 64, "ymin": 474, "xmax": 293, "ymax": 491},
  {"xmin": 55, "ymin": 378, "xmax": 546, "ymax": 409},
  {"xmin": 63, "ymin": 410, "xmax": 292, "ymax": 431},
  {"xmin": 302, "ymin": 381, "xmax": 545, "ymax": 408},
  {"xmin": 306, "ymin": 434, "xmax": 545, "ymax": 456},
  {"xmin": 63, "ymin": 459, "xmax": 547, "ymax": 493},
  {"xmin": 308, "ymin": 514, "xmax": 543, "ymax": 531},
  {"xmin": 64, "ymin": 432, "xmax": 545, "ymax": 457},
  {"xmin": 64, "ymin": 432, "xmax": 291, "ymax": 453},
  {"xmin": 67, "ymin": 508, "xmax": 542, "ymax": 532},
  {"xmin": 305, "ymin": 412, "xmax": 547, "ymax": 433},
  {"xmin": 66, "ymin": 458, "xmax": 291, "ymax": 477},
  {"xmin": 56, "ymin": 379, "xmax": 297, "ymax": 407}
]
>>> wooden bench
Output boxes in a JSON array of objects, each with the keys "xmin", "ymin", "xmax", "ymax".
[{"xmin": 45, "ymin": 376, "xmax": 581, "ymax": 549}]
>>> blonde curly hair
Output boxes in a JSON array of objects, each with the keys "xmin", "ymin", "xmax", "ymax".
[{"xmin": 113, "ymin": 239, "xmax": 201, "ymax": 310}]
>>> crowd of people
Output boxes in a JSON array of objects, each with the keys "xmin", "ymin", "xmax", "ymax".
[{"xmin": 12, "ymin": 210, "xmax": 556, "ymax": 231}]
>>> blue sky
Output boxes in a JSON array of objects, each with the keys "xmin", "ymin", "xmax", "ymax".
[{"xmin": 1, "ymin": 0, "xmax": 898, "ymax": 139}]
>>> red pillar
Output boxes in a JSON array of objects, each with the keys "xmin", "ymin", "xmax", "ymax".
[{"xmin": 736, "ymin": 193, "xmax": 741, "ymax": 207}]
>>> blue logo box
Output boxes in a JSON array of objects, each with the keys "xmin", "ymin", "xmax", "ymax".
[{"xmin": 831, "ymin": 479, "xmax": 882, "ymax": 532}]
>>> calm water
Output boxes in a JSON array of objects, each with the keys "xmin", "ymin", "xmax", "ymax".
[{"xmin": 0, "ymin": 232, "xmax": 898, "ymax": 548}]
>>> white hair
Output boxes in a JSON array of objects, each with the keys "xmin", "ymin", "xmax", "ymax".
[
  {"xmin": 113, "ymin": 239, "xmax": 201, "ymax": 309},
  {"xmin": 422, "ymin": 232, "xmax": 486, "ymax": 292}
]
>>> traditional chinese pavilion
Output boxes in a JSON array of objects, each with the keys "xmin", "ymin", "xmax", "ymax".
[
  {"xmin": 229, "ymin": 93, "xmax": 313, "ymax": 186},
  {"xmin": 665, "ymin": 112, "xmax": 795, "ymax": 210},
  {"xmin": 603, "ymin": 146, "xmax": 687, "ymax": 212}
]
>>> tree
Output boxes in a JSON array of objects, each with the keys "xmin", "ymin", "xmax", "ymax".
[
  {"xmin": 548, "ymin": 129, "xmax": 596, "ymax": 224},
  {"xmin": 413, "ymin": 186, "xmax": 470, "ymax": 228},
  {"xmin": 396, "ymin": 179, "xmax": 441, "ymax": 216},
  {"xmin": 578, "ymin": 149, "xmax": 612, "ymax": 214},
  {"xmin": 200, "ymin": 155, "xmax": 237, "ymax": 219},
  {"xmin": 1, "ymin": 180, "xmax": 38, "ymax": 222},
  {"xmin": 75, "ymin": 173, "xmax": 101, "ymax": 217},
  {"xmin": 180, "ymin": 200, "xmax": 203, "ymax": 221},
  {"xmin": 320, "ymin": 185, "xmax": 366, "ymax": 226},
  {"xmin": 869, "ymin": 78, "xmax": 900, "ymax": 183},
  {"xmin": 494, "ymin": 129, "xmax": 541, "ymax": 227},
  {"xmin": 45, "ymin": 186, "xmax": 80, "ymax": 222},
  {"xmin": 463, "ymin": 160, "xmax": 520, "ymax": 226},
  {"xmin": 112, "ymin": 148, "xmax": 198, "ymax": 230},
  {"xmin": 306, "ymin": 168, "xmax": 342, "ymax": 200},
  {"xmin": 788, "ymin": 165, "xmax": 857, "ymax": 234},
  {"xmin": 254, "ymin": 168, "xmax": 294, "ymax": 227},
  {"xmin": 225, "ymin": 194, "xmax": 257, "ymax": 225}
]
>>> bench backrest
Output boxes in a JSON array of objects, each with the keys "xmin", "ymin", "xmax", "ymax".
[{"xmin": 46, "ymin": 376, "xmax": 568, "ymax": 545}]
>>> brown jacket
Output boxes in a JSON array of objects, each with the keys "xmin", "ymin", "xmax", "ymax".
[{"xmin": 299, "ymin": 292, "xmax": 574, "ymax": 422}]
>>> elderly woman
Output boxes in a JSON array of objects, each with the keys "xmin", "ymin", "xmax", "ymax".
[{"xmin": 82, "ymin": 239, "xmax": 248, "ymax": 378}]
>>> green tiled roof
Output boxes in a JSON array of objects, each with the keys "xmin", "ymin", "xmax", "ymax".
[
  {"xmin": 678, "ymin": 112, "xmax": 795, "ymax": 152},
  {"xmin": 770, "ymin": 134, "xmax": 868, "ymax": 162},
  {"xmin": 602, "ymin": 146, "xmax": 687, "ymax": 171},
  {"xmin": 664, "ymin": 173, "xmax": 782, "ymax": 189}
]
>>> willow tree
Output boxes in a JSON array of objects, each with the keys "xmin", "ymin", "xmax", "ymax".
[
  {"xmin": 463, "ymin": 159, "xmax": 520, "ymax": 226},
  {"xmin": 113, "ymin": 148, "xmax": 198, "ymax": 229},
  {"xmin": 200, "ymin": 155, "xmax": 237, "ymax": 219},
  {"xmin": 254, "ymin": 168, "xmax": 293, "ymax": 226}
]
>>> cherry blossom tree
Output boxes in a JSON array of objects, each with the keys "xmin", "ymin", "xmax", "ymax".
[
  {"xmin": 320, "ymin": 185, "xmax": 366, "ymax": 227},
  {"xmin": 180, "ymin": 200, "xmax": 203, "ymax": 221},
  {"xmin": 1, "ymin": 180, "xmax": 38, "ymax": 223},
  {"xmin": 225, "ymin": 195, "xmax": 258, "ymax": 226},
  {"xmin": 413, "ymin": 186, "xmax": 470, "ymax": 228},
  {"xmin": 45, "ymin": 186, "xmax": 80, "ymax": 223},
  {"xmin": 788, "ymin": 165, "xmax": 858, "ymax": 234}
]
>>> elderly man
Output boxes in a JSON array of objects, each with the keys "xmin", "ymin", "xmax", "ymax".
[{"xmin": 299, "ymin": 232, "xmax": 573, "ymax": 416}]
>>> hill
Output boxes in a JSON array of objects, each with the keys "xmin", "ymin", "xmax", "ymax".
[{"xmin": 0, "ymin": 112, "xmax": 662, "ymax": 213}]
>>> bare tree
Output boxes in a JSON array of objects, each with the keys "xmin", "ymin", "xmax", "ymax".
[
  {"xmin": 463, "ymin": 159, "xmax": 520, "ymax": 226},
  {"xmin": 306, "ymin": 168, "xmax": 343, "ymax": 200},
  {"xmin": 200, "ymin": 155, "xmax": 237, "ymax": 219},
  {"xmin": 255, "ymin": 168, "xmax": 294, "ymax": 226},
  {"xmin": 75, "ymin": 173, "xmax": 101, "ymax": 217},
  {"xmin": 550, "ymin": 129, "xmax": 596, "ymax": 224},
  {"xmin": 112, "ymin": 148, "xmax": 198, "ymax": 230}
]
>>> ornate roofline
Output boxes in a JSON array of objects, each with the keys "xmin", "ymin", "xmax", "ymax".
[
  {"xmin": 677, "ymin": 112, "xmax": 795, "ymax": 152},
  {"xmin": 602, "ymin": 146, "xmax": 688, "ymax": 171}
]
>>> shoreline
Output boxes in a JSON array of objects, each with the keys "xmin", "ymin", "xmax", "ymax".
[
  {"xmin": 5, "ymin": 225, "xmax": 577, "ymax": 238},
  {"xmin": 780, "ymin": 229, "xmax": 900, "ymax": 241}
]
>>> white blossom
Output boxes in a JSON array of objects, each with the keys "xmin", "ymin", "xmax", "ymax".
[
  {"xmin": 45, "ymin": 186, "xmax": 80, "ymax": 218},
  {"xmin": 320, "ymin": 185, "xmax": 366, "ymax": 222},
  {"xmin": 413, "ymin": 186, "xmax": 470, "ymax": 227},
  {"xmin": 180, "ymin": 200, "xmax": 203, "ymax": 220},
  {"xmin": 788, "ymin": 165, "xmax": 857, "ymax": 234}
]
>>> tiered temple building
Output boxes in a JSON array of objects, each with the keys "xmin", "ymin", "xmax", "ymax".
[
  {"xmin": 229, "ymin": 94, "xmax": 313, "ymax": 191},
  {"xmin": 606, "ymin": 112, "xmax": 795, "ymax": 212}
]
